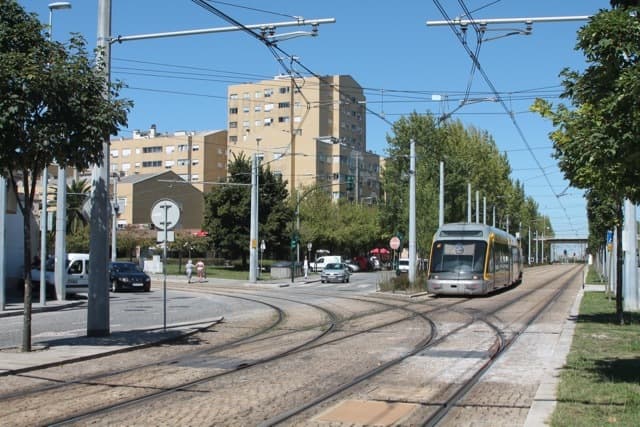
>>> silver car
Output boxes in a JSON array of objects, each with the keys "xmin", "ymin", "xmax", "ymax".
[{"xmin": 320, "ymin": 263, "xmax": 350, "ymax": 283}]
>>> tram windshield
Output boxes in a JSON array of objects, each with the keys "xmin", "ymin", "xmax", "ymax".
[{"xmin": 430, "ymin": 240, "xmax": 487, "ymax": 274}]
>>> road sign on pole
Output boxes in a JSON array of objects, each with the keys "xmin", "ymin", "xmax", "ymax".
[{"xmin": 390, "ymin": 236, "xmax": 401, "ymax": 250}]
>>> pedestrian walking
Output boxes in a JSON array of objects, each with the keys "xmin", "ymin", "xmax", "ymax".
[
  {"xmin": 303, "ymin": 256, "xmax": 309, "ymax": 280},
  {"xmin": 196, "ymin": 259, "xmax": 205, "ymax": 282},
  {"xmin": 185, "ymin": 259, "xmax": 194, "ymax": 283}
]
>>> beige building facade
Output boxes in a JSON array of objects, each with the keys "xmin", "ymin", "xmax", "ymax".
[
  {"xmin": 110, "ymin": 127, "xmax": 228, "ymax": 194},
  {"xmin": 227, "ymin": 75, "xmax": 381, "ymax": 201}
]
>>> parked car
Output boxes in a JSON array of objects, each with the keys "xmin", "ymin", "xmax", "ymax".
[
  {"xmin": 345, "ymin": 260, "xmax": 360, "ymax": 273},
  {"xmin": 27, "ymin": 253, "xmax": 90, "ymax": 298},
  {"xmin": 320, "ymin": 263, "xmax": 350, "ymax": 283},
  {"xmin": 398, "ymin": 258, "xmax": 409, "ymax": 274},
  {"xmin": 108, "ymin": 261, "xmax": 151, "ymax": 292}
]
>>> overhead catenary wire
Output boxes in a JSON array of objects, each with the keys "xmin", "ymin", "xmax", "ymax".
[{"xmin": 431, "ymin": 0, "xmax": 579, "ymax": 235}]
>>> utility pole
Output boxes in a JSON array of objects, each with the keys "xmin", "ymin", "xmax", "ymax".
[
  {"xmin": 438, "ymin": 161, "xmax": 444, "ymax": 227},
  {"xmin": 0, "ymin": 177, "xmax": 5, "ymax": 311},
  {"xmin": 88, "ymin": 0, "xmax": 112, "ymax": 337},
  {"xmin": 408, "ymin": 139, "xmax": 416, "ymax": 284},
  {"xmin": 467, "ymin": 183, "xmax": 472, "ymax": 223},
  {"xmin": 249, "ymin": 153, "xmax": 258, "ymax": 283}
]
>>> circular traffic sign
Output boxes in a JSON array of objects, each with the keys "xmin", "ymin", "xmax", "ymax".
[
  {"xmin": 389, "ymin": 236, "xmax": 401, "ymax": 250},
  {"xmin": 150, "ymin": 198, "xmax": 181, "ymax": 230}
]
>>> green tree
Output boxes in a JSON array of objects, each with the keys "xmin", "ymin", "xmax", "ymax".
[
  {"xmin": 203, "ymin": 153, "xmax": 292, "ymax": 266},
  {"xmin": 531, "ymin": 3, "xmax": 640, "ymax": 323},
  {"xmin": 0, "ymin": 1, "xmax": 132, "ymax": 351},
  {"xmin": 382, "ymin": 112, "xmax": 534, "ymax": 261}
]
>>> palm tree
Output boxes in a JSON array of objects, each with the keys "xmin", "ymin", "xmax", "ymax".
[{"xmin": 66, "ymin": 179, "xmax": 91, "ymax": 234}]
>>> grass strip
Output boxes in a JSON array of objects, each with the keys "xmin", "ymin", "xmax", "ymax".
[{"xmin": 552, "ymin": 291, "xmax": 640, "ymax": 426}]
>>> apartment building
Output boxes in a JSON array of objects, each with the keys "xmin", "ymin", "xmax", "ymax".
[
  {"xmin": 226, "ymin": 75, "xmax": 381, "ymax": 201},
  {"xmin": 110, "ymin": 126, "xmax": 228, "ymax": 194}
]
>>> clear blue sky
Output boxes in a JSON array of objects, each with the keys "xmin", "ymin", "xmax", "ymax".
[{"xmin": 20, "ymin": 0, "xmax": 616, "ymax": 239}]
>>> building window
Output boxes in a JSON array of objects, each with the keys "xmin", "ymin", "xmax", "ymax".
[
  {"xmin": 333, "ymin": 173, "xmax": 340, "ymax": 181},
  {"xmin": 229, "ymin": 107, "xmax": 238, "ymax": 114},
  {"xmin": 177, "ymin": 159, "xmax": 189, "ymax": 166},
  {"xmin": 242, "ymin": 92, "xmax": 250, "ymax": 99},
  {"xmin": 135, "ymin": 162, "xmax": 141, "ymax": 168},
  {"xmin": 142, "ymin": 160, "xmax": 162, "ymax": 167},
  {"xmin": 110, "ymin": 150, "xmax": 119, "ymax": 158},
  {"xmin": 122, "ymin": 148, "xmax": 131, "ymax": 157},
  {"xmin": 254, "ymin": 105, "xmax": 261, "ymax": 112},
  {"xmin": 255, "ymin": 91, "xmax": 262, "ymax": 98},
  {"xmin": 122, "ymin": 163, "xmax": 131, "ymax": 171},
  {"xmin": 254, "ymin": 120, "xmax": 262, "ymax": 127},
  {"xmin": 192, "ymin": 159, "xmax": 199, "ymax": 166},
  {"xmin": 264, "ymin": 117, "xmax": 273, "ymax": 126},
  {"xmin": 243, "ymin": 106, "xmax": 250, "ymax": 113},
  {"xmin": 165, "ymin": 145, "xmax": 175, "ymax": 154},
  {"xmin": 242, "ymin": 121, "xmax": 250, "ymax": 128},
  {"xmin": 142, "ymin": 146, "xmax": 162, "ymax": 153},
  {"xmin": 229, "ymin": 135, "xmax": 237, "ymax": 143},
  {"xmin": 165, "ymin": 160, "xmax": 175, "ymax": 168},
  {"xmin": 264, "ymin": 103, "xmax": 274, "ymax": 112},
  {"xmin": 264, "ymin": 88, "xmax": 273, "ymax": 97},
  {"xmin": 229, "ymin": 93, "xmax": 238, "ymax": 100},
  {"xmin": 229, "ymin": 121, "xmax": 238, "ymax": 128},
  {"xmin": 278, "ymin": 116, "xmax": 290, "ymax": 123},
  {"xmin": 178, "ymin": 144, "xmax": 189, "ymax": 151},
  {"xmin": 191, "ymin": 175, "xmax": 199, "ymax": 181},
  {"xmin": 279, "ymin": 86, "xmax": 290, "ymax": 94},
  {"xmin": 278, "ymin": 102, "xmax": 290, "ymax": 109},
  {"xmin": 192, "ymin": 145, "xmax": 200, "ymax": 151}
]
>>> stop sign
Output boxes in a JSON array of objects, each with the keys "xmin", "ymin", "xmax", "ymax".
[{"xmin": 389, "ymin": 236, "xmax": 400, "ymax": 250}]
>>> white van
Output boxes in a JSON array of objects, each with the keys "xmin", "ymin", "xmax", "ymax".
[
  {"xmin": 398, "ymin": 258, "xmax": 409, "ymax": 273},
  {"xmin": 311, "ymin": 255, "xmax": 342, "ymax": 272},
  {"xmin": 30, "ymin": 253, "xmax": 90, "ymax": 296}
]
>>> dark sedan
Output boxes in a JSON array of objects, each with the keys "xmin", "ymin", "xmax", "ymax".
[{"xmin": 109, "ymin": 261, "xmax": 151, "ymax": 292}]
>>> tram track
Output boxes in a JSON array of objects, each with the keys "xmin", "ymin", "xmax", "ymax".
[
  {"xmin": 0, "ymin": 288, "xmax": 435, "ymax": 426},
  {"xmin": 0, "ymin": 264, "xmax": 583, "ymax": 426}
]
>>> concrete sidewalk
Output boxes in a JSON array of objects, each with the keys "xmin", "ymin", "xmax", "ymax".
[{"xmin": 0, "ymin": 317, "xmax": 223, "ymax": 375}]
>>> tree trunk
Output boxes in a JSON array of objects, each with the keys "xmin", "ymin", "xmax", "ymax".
[{"xmin": 22, "ymin": 196, "xmax": 32, "ymax": 352}]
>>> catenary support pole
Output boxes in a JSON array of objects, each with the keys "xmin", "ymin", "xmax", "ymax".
[
  {"xmin": 88, "ymin": 0, "xmax": 111, "ymax": 337},
  {"xmin": 408, "ymin": 139, "xmax": 416, "ymax": 284},
  {"xmin": 55, "ymin": 168, "xmax": 67, "ymax": 301},
  {"xmin": 439, "ymin": 161, "xmax": 444, "ymax": 227},
  {"xmin": 623, "ymin": 200, "xmax": 638, "ymax": 310},
  {"xmin": 249, "ymin": 153, "xmax": 258, "ymax": 283},
  {"xmin": 0, "ymin": 177, "xmax": 5, "ymax": 311},
  {"xmin": 467, "ymin": 183, "xmax": 471, "ymax": 223}
]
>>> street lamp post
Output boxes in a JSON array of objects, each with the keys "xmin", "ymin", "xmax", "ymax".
[{"xmin": 47, "ymin": 1, "xmax": 72, "ymax": 304}]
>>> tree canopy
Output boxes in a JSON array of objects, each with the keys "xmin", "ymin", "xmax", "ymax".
[{"xmin": 380, "ymin": 112, "xmax": 544, "ymax": 259}]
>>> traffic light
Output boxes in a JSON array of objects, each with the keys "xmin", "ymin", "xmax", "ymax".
[
  {"xmin": 346, "ymin": 175, "xmax": 354, "ymax": 191},
  {"xmin": 290, "ymin": 232, "xmax": 299, "ymax": 249}
]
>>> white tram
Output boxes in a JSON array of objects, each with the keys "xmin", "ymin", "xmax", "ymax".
[{"xmin": 427, "ymin": 223, "xmax": 523, "ymax": 296}]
